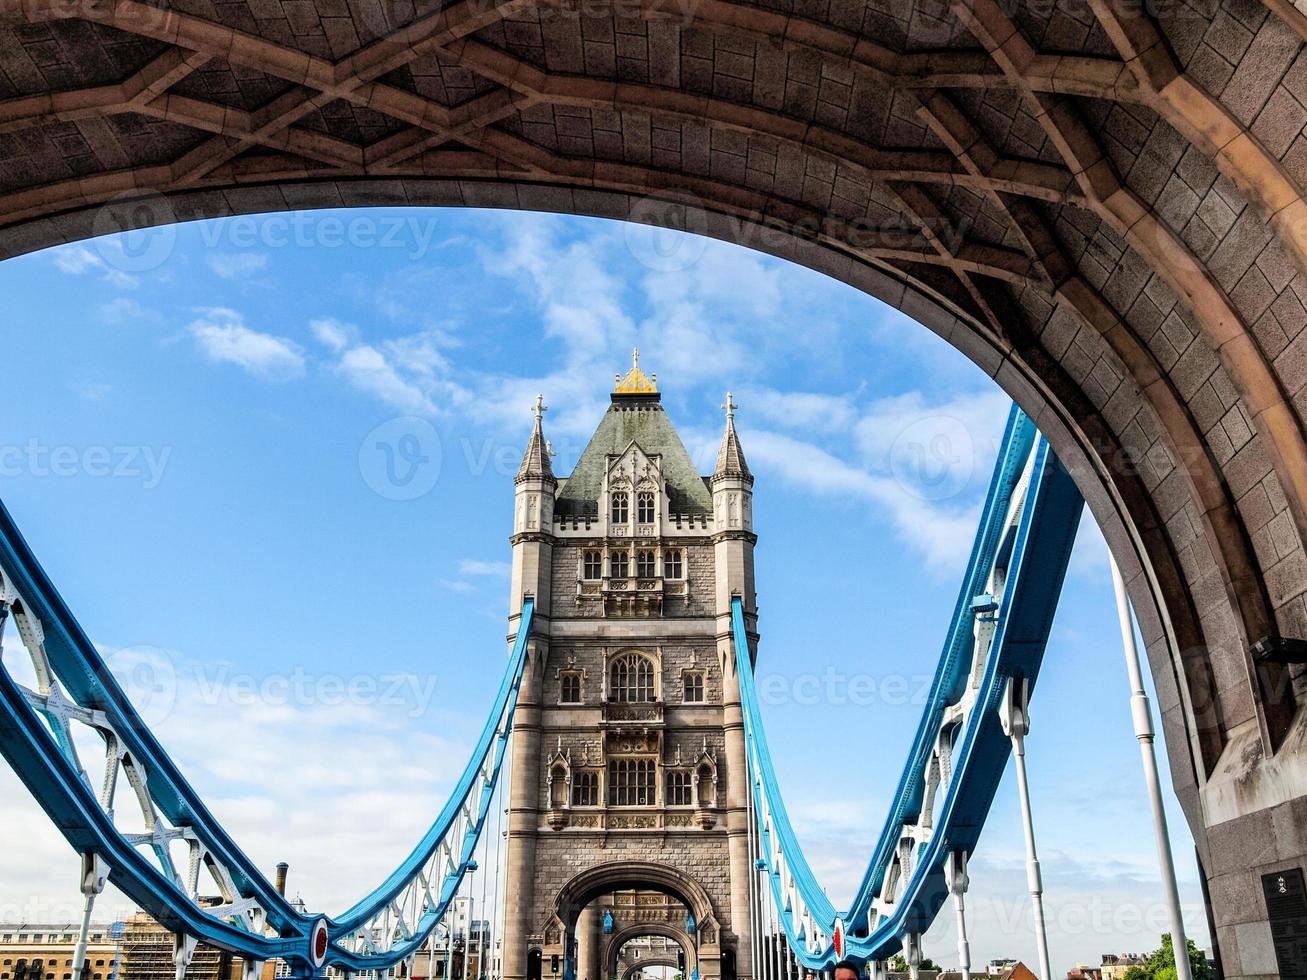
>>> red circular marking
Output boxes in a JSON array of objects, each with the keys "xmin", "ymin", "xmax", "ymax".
[{"xmin": 312, "ymin": 920, "xmax": 328, "ymax": 966}]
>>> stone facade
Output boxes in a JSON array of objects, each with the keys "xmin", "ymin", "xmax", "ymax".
[{"xmin": 502, "ymin": 363, "xmax": 757, "ymax": 980}]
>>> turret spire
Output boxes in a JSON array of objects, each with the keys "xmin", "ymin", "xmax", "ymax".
[
  {"xmin": 713, "ymin": 391, "xmax": 751, "ymax": 483},
  {"xmin": 516, "ymin": 393, "xmax": 556, "ymax": 484}
]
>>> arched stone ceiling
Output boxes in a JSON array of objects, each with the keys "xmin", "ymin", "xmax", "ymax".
[{"xmin": 4, "ymin": 3, "xmax": 1307, "ymax": 968}]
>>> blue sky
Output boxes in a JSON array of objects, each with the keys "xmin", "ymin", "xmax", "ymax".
[{"xmin": 0, "ymin": 207, "xmax": 1208, "ymax": 975}]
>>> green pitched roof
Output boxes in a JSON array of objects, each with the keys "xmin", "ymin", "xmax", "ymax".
[{"xmin": 556, "ymin": 395, "xmax": 714, "ymax": 518}]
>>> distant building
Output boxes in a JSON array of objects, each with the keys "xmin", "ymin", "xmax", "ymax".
[
  {"xmin": 117, "ymin": 909, "xmax": 241, "ymax": 980},
  {"xmin": 1066, "ymin": 965, "xmax": 1103, "ymax": 980},
  {"xmin": 1098, "ymin": 954, "xmax": 1146, "ymax": 980},
  {"xmin": 410, "ymin": 900, "xmax": 492, "ymax": 980},
  {"xmin": 0, "ymin": 923, "xmax": 120, "ymax": 980}
]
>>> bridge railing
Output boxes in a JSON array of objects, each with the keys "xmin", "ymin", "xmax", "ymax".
[
  {"xmin": 0, "ymin": 488, "xmax": 532, "ymax": 976},
  {"xmin": 733, "ymin": 404, "xmax": 1085, "ymax": 969}
]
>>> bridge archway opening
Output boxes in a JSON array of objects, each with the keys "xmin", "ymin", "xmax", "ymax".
[
  {"xmin": 8, "ymin": 181, "xmax": 1272, "ymax": 839},
  {"xmin": 605, "ymin": 920, "xmax": 695, "ymax": 979},
  {"xmin": 9, "ymin": 8, "xmax": 1307, "ymax": 967},
  {"xmin": 553, "ymin": 865, "xmax": 720, "ymax": 980}
]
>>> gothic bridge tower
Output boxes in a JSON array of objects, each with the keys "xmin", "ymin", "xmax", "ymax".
[{"xmin": 502, "ymin": 354, "xmax": 759, "ymax": 980}]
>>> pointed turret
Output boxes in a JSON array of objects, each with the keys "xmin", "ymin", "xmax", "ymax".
[
  {"xmin": 712, "ymin": 391, "xmax": 752, "ymax": 484},
  {"xmin": 517, "ymin": 393, "xmax": 557, "ymax": 484}
]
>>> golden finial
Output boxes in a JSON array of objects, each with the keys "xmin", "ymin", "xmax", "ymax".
[
  {"xmin": 613, "ymin": 347, "xmax": 658, "ymax": 394},
  {"xmin": 532, "ymin": 393, "xmax": 547, "ymax": 422}
]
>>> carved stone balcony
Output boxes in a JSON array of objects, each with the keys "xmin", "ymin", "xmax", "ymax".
[
  {"xmin": 601, "ymin": 700, "xmax": 665, "ymax": 727},
  {"xmin": 602, "ymin": 576, "xmax": 663, "ymax": 616}
]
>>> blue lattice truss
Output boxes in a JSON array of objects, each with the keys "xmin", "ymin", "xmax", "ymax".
[
  {"xmin": 734, "ymin": 405, "xmax": 1084, "ymax": 967},
  {"xmin": 0, "ymin": 403, "xmax": 1082, "ymax": 975},
  {"xmin": 0, "ymin": 490, "xmax": 532, "ymax": 975}
]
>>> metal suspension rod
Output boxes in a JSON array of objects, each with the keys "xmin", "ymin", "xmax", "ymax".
[
  {"xmin": 479, "ymin": 817, "xmax": 490, "ymax": 980},
  {"xmin": 944, "ymin": 852, "xmax": 971, "ymax": 980},
  {"xmin": 999, "ymin": 677, "xmax": 1051, "ymax": 980},
  {"xmin": 746, "ymin": 758, "xmax": 761, "ymax": 980},
  {"xmin": 72, "ymin": 852, "xmax": 109, "ymax": 975},
  {"xmin": 760, "ymin": 870, "xmax": 768, "ymax": 980},
  {"xmin": 464, "ymin": 877, "xmax": 475, "ymax": 980},
  {"xmin": 1110, "ymin": 556, "xmax": 1193, "ymax": 980},
  {"xmin": 489, "ymin": 766, "xmax": 505, "ymax": 980}
]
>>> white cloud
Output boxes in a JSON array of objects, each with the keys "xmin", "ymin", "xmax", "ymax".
[
  {"xmin": 208, "ymin": 252, "xmax": 269, "ymax": 279},
  {"xmin": 100, "ymin": 296, "xmax": 150, "ymax": 325},
  {"xmin": 458, "ymin": 559, "xmax": 511, "ymax": 578},
  {"xmin": 310, "ymin": 317, "xmax": 355, "ymax": 352},
  {"xmin": 53, "ymin": 244, "xmax": 139, "ymax": 289},
  {"xmin": 336, "ymin": 345, "xmax": 439, "ymax": 415},
  {"xmin": 53, "ymin": 245, "xmax": 101, "ymax": 275},
  {"xmin": 690, "ymin": 386, "xmax": 1010, "ymax": 574},
  {"xmin": 0, "ymin": 637, "xmax": 481, "ymax": 918},
  {"xmin": 188, "ymin": 309, "xmax": 306, "ymax": 380},
  {"xmin": 1069, "ymin": 509, "xmax": 1111, "ymax": 580},
  {"xmin": 436, "ymin": 578, "xmax": 478, "ymax": 595},
  {"xmin": 740, "ymin": 389, "xmax": 858, "ymax": 433},
  {"xmin": 70, "ymin": 381, "xmax": 112, "ymax": 401}
]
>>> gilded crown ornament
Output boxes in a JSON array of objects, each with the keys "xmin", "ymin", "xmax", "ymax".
[{"xmin": 613, "ymin": 347, "xmax": 657, "ymax": 394}]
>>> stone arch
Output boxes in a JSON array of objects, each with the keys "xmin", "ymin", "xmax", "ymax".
[
  {"xmin": 553, "ymin": 862, "xmax": 718, "ymax": 938},
  {"xmin": 7, "ymin": 2, "xmax": 1307, "ymax": 970},
  {"xmin": 0, "ymin": 177, "xmax": 1270, "ymax": 785},
  {"xmin": 605, "ymin": 923, "xmax": 697, "ymax": 980}
]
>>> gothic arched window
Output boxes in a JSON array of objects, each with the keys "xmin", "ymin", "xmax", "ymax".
[
  {"xmin": 636, "ymin": 490, "xmax": 655, "ymax": 523},
  {"xmin": 560, "ymin": 671, "xmax": 582, "ymax": 704},
  {"xmin": 635, "ymin": 549, "xmax": 656, "ymax": 577},
  {"xmin": 608, "ymin": 758, "xmax": 656, "ymax": 806},
  {"xmin": 610, "ymin": 550, "xmax": 629, "ymax": 578},
  {"xmin": 611, "ymin": 490, "xmax": 629, "ymax": 524},
  {"xmin": 663, "ymin": 549, "xmax": 683, "ymax": 579},
  {"xmin": 610, "ymin": 652, "xmax": 655, "ymax": 702}
]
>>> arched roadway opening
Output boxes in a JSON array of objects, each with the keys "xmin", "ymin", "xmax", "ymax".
[
  {"xmin": 5, "ymin": 2, "xmax": 1307, "ymax": 974},
  {"xmin": 551, "ymin": 862, "xmax": 718, "ymax": 938},
  {"xmin": 606, "ymin": 922, "xmax": 697, "ymax": 980},
  {"xmin": 620, "ymin": 956, "xmax": 682, "ymax": 980}
]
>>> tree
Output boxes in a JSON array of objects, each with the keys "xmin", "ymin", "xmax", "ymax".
[
  {"xmin": 887, "ymin": 955, "xmax": 939, "ymax": 973},
  {"xmin": 1121, "ymin": 934, "xmax": 1213, "ymax": 980}
]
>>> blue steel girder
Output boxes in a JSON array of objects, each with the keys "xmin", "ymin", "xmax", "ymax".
[
  {"xmin": 0, "ymin": 488, "xmax": 532, "ymax": 976},
  {"xmin": 733, "ymin": 404, "xmax": 1085, "ymax": 968}
]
